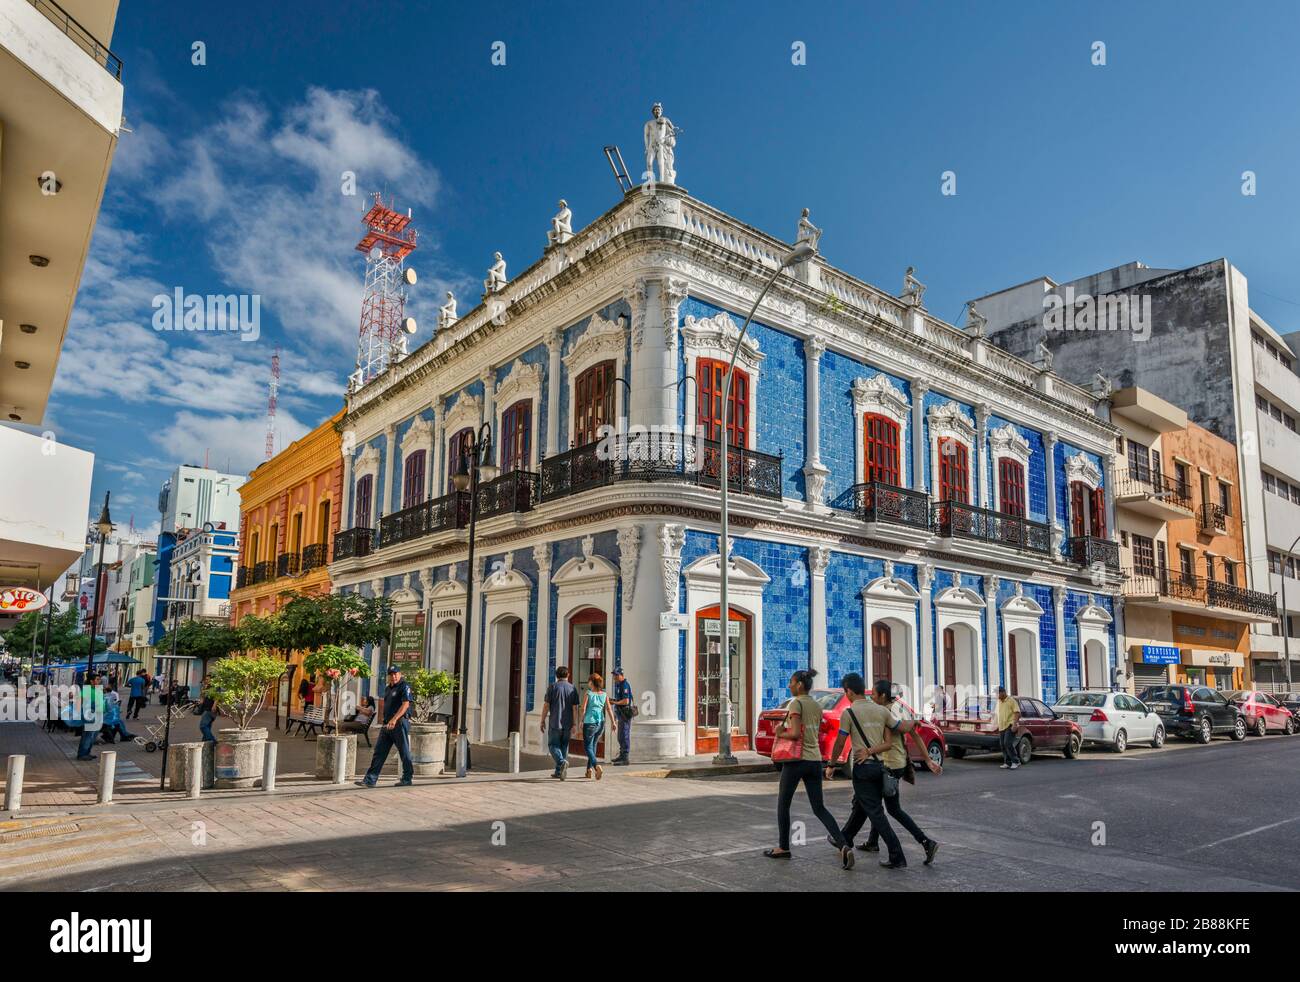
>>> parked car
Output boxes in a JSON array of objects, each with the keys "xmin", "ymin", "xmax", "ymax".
[
  {"xmin": 932, "ymin": 695, "xmax": 1081, "ymax": 764},
  {"xmin": 753, "ymin": 689, "xmax": 946, "ymax": 770},
  {"xmin": 1051, "ymin": 690, "xmax": 1165, "ymax": 752},
  {"xmin": 1136, "ymin": 684, "xmax": 1246, "ymax": 743},
  {"xmin": 1275, "ymin": 692, "xmax": 1300, "ymax": 717},
  {"xmin": 1225, "ymin": 690, "xmax": 1296, "ymax": 736}
]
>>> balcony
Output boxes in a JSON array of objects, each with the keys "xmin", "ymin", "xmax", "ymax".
[
  {"xmin": 377, "ymin": 491, "xmax": 471, "ymax": 549},
  {"xmin": 28, "ymin": 0, "xmax": 124, "ymax": 79},
  {"xmin": 847, "ymin": 481, "xmax": 931, "ymax": 531},
  {"xmin": 539, "ymin": 436, "xmax": 783, "ymax": 503},
  {"xmin": 1124, "ymin": 566, "xmax": 1278, "ymax": 622},
  {"xmin": 236, "ymin": 566, "xmax": 250, "ymax": 589},
  {"xmin": 277, "ymin": 552, "xmax": 300, "ymax": 578},
  {"xmin": 1207, "ymin": 579, "xmax": 1277, "ymax": 619},
  {"xmin": 478, "ymin": 470, "xmax": 540, "ymax": 520},
  {"xmin": 301, "ymin": 543, "xmax": 328, "ymax": 572},
  {"xmin": 1068, "ymin": 535, "xmax": 1121, "ymax": 571},
  {"xmin": 1114, "ymin": 465, "xmax": 1193, "ymax": 519},
  {"xmin": 1123, "ymin": 567, "xmax": 1205, "ymax": 605},
  {"xmin": 1198, "ymin": 502, "xmax": 1228, "ymax": 535},
  {"xmin": 333, "ymin": 527, "xmax": 375, "ymax": 561},
  {"xmin": 931, "ymin": 500, "xmax": 1052, "ymax": 555},
  {"xmin": 252, "ymin": 561, "xmax": 273, "ymax": 584}
]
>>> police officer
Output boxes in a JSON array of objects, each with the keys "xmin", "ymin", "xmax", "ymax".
[
  {"xmin": 356, "ymin": 664, "xmax": 414, "ymax": 788},
  {"xmin": 611, "ymin": 667, "xmax": 633, "ymax": 765}
]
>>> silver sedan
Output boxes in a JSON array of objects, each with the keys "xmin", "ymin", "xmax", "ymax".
[{"xmin": 1051, "ymin": 690, "xmax": 1165, "ymax": 753}]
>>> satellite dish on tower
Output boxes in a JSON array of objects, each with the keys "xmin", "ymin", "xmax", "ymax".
[
  {"xmin": 403, "ymin": 267, "xmax": 417, "ymax": 286},
  {"xmin": 402, "ymin": 317, "xmax": 418, "ymax": 335},
  {"xmin": 368, "ymin": 245, "xmax": 382, "ymax": 262}
]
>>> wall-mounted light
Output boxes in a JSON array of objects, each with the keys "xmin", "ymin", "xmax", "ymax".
[
  {"xmin": 28, "ymin": 255, "xmax": 49, "ymax": 268},
  {"xmin": 7, "ymin": 414, "xmax": 20, "ymax": 421},
  {"xmin": 19, "ymin": 324, "xmax": 37, "ymax": 335},
  {"xmin": 14, "ymin": 362, "xmax": 30, "ymax": 370}
]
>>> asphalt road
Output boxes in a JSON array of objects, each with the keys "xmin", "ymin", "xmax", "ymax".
[{"xmin": 3, "ymin": 729, "xmax": 1298, "ymax": 891}]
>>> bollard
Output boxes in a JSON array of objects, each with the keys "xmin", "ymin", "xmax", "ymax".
[
  {"xmin": 97, "ymin": 751, "xmax": 117, "ymax": 805},
  {"xmin": 262, "ymin": 740, "xmax": 278, "ymax": 792},
  {"xmin": 186, "ymin": 745, "xmax": 202, "ymax": 799},
  {"xmin": 508, "ymin": 731, "xmax": 520, "ymax": 774},
  {"xmin": 4, "ymin": 755, "xmax": 25, "ymax": 812},
  {"xmin": 333, "ymin": 736, "xmax": 348, "ymax": 785}
]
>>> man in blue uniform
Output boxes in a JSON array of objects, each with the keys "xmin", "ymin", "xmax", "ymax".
[
  {"xmin": 356, "ymin": 664, "xmax": 414, "ymax": 788},
  {"xmin": 611, "ymin": 667, "xmax": 633, "ymax": 765}
]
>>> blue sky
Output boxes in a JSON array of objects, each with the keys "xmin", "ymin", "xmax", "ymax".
[{"xmin": 34, "ymin": 0, "xmax": 1300, "ymax": 533}]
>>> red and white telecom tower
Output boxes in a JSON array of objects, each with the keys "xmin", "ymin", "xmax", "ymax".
[
  {"xmin": 265, "ymin": 345, "xmax": 280, "ymax": 461},
  {"xmin": 350, "ymin": 192, "xmax": 418, "ymax": 390}
]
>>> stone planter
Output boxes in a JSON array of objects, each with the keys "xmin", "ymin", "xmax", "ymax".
[
  {"xmin": 213, "ymin": 727, "xmax": 267, "ymax": 789},
  {"xmin": 410, "ymin": 721, "xmax": 447, "ymax": 777},
  {"xmin": 315, "ymin": 732, "xmax": 357, "ymax": 780},
  {"xmin": 166, "ymin": 740, "xmax": 214, "ymax": 791}
]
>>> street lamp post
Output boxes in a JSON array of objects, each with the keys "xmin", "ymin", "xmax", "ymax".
[
  {"xmin": 84, "ymin": 492, "xmax": 113, "ymax": 684},
  {"xmin": 39, "ymin": 585, "xmax": 55, "ymax": 729},
  {"xmin": 1278, "ymin": 534, "xmax": 1300, "ymax": 688},
  {"xmin": 452, "ymin": 422, "xmax": 498, "ymax": 779},
  {"xmin": 714, "ymin": 240, "xmax": 816, "ymax": 765}
]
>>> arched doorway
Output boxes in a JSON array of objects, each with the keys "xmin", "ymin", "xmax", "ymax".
[
  {"xmin": 567, "ymin": 607, "xmax": 608, "ymax": 754},
  {"xmin": 1083, "ymin": 639, "xmax": 1107, "ymax": 690},
  {"xmin": 484, "ymin": 616, "xmax": 524, "ymax": 743},
  {"xmin": 941, "ymin": 623, "xmax": 980, "ymax": 711},
  {"xmin": 1007, "ymin": 628, "xmax": 1037, "ymax": 698},
  {"xmin": 433, "ymin": 619, "xmax": 462, "ymax": 725},
  {"xmin": 694, "ymin": 604, "xmax": 753, "ymax": 753}
]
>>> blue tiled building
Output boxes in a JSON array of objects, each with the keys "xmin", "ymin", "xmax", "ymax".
[{"xmin": 330, "ymin": 183, "xmax": 1122, "ymax": 761}]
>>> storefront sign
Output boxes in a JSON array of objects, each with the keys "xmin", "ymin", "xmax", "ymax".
[
  {"xmin": 1184, "ymin": 649, "xmax": 1244, "ymax": 668},
  {"xmin": 660, "ymin": 612, "xmax": 688, "ymax": 630},
  {"xmin": 1140, "ymin": 644, "xmax": 1180, "ymax": 665},
  {"xmin": 390, "ymin": 612, "xmax": 427, "ymax": 674},
  {"xmin": 0, "ymin": 588, "xmax": 47, "ymax": 613},
  {"xmin": 703, "ymin": 618, "xmax": 741, "ymax": 637},
  {"xmin": 434, "ymin": 607, "xmax": 463, "ymax": 619}
]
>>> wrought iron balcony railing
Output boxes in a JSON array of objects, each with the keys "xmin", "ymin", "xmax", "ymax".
[
  {"xmin": 1207, "ymin": 579, "xmax": 1277, "ymax": 618},
  {"xmin": 1068, "ymin": 535, "xmax": 1121, "ymax": 571},
  {"xmin": 930, "ymin": 500, "xmax": 1052, "ymax": 555},
  {"xmin": 847, "ymin": 481, "xmax": 931, "ymax": 531},
  {"xmin": 333, "ymin": 527, "xmax": 374, "ymax": 561},
  {"xmin": 236, "ymin": 566, "xmax": 250, "ymax": 589},
  {"xmin": 252, "ymin": 561, "xmax": 273, "ymax": 584},
  {"xmin": 1199, "ymin": 502, "xmax": 1228, "ymax": 534},
  {"xmin": 277, "ymin": 552, "xmax": 300, "ymax": 578},
  {"xmin": 1123, "ymin": 566, "xmax": 1204, "ymax": 604},
  {"xmin": 28, "ymin": 0, "xmax": 123, "ymax": 80},
  {"xmin": 477, "ymin": 470, "xmax": 539, "ymax": 520},
  {"xmin": 1114, "ymin": 465, "xmax": 1193, "ymax": 511},
  {"xmin": 301, "ymin": 542, "xmax": 328, "ymax": 572},
  {"xmin": 377, "ymin": 491, "xmax": 471, "ymax": 549}
]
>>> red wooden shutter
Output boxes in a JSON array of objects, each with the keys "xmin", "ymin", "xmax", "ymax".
[
  {"xmin": 1070, "ymin": 482, "xmax": 1086, "ymax": 537},
  {"xmin": 354, "ymin": 474, "xmax": 373, "ymax": 527},
  {"xmin": 939, "ymin": 441, "xmax": 969, "ymax": 503},
  {"xmin": 448, "ymin": 428, "xmax": 473, "ymax": 493},
  {"xmin": 402, "ymin": 449, "xmax": 426, "ymax": 508},
  {"xmin": 864, "ymin": 414, "xmax": 901, "ymax": 486},
  {"xmin": 1089, "ymin": 486, "xmax": 1107, "ymax": 538},
  {"xmin": 697, "ymin": 359, "xmax": 749, "ymax": 448},
  {"xmin": 502, "ymin": 401, "xmax": 532, "ymax": 472},
  {"xmin": 999, "ymin": 459, "xmax": 1026, "ymax": 516},
  {"xmin": 574, "ymin": 361, "xmax": 615, "ymax": 447}
]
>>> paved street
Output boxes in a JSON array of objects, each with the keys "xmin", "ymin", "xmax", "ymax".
[{"xmin": 4, "ymin": 731, "xmax": 1299, "ymax": 892}]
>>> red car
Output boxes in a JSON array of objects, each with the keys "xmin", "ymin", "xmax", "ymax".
[
  {"xmin": 934, "ymin": 695, "xmax": 1082, "ymax": 764},
  {"xmin": 1225, "ymin": 690, "xmax": 1296, "ymax": 736},
  {"xmin": 754, "ymin": 689, "xmax": 946, "ymax": 770}
]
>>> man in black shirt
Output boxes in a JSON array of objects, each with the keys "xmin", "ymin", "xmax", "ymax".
[{"xmin": 356, "ymin": 664, "xmax": 414, "ymax": 788}]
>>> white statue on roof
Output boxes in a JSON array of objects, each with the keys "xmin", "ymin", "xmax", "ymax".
[
  {"xmin": 643, "ymin": 102, "xmax": 678, "ymax": 185},
  {"xmin": 548, "ymin": 199, "xmax": 573, "ymax": 246},
  {"xmin": 483, "ymin": 252, "xmax": 507, "ymax": 295},
  {"xmin": 438, "ymin": 291, "xmax": 458, "ymax": 332}
]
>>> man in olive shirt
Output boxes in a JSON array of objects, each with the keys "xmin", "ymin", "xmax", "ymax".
[
  {"xmin": 995, "ymin": 685, "xmax": 1021, "ymax": 769},
  {"xmin": 827, "ymin": 675, "xmax": 940, "ymax": 869}
]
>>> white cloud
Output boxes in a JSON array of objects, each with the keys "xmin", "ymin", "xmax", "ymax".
[{"xmin": 153, "ymin": 408, "xmax": 313, "ymax": 478}]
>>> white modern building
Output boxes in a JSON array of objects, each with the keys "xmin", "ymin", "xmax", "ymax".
[
  {"xmin": 157, "ymin": 465, "xmax": 245, "ymax": 534},
  {"xmin": 328, "ymin": 122, "xmax": 1122, "ymax": 761}
]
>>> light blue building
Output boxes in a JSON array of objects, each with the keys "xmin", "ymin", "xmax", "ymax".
[{"xmin": 329, "ymin": 179, "xmax": 1122, "ymax": 761}]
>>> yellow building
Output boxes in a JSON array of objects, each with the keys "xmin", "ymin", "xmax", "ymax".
[{"xmin": 229, "ymin": 409, "xmax": 345, "ymax": 717}]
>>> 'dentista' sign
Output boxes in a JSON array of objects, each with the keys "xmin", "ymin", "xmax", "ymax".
[{"xmin": 0, "ymin": 588, "xmax": 48, "ymax": 613}]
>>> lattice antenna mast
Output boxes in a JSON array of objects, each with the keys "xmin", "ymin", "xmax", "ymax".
[
  {"xmin": 350, "ymin": 192, "xmax": 419, "ymax": 390},
  {"xmin": 265, "ymin": 345, "xmax": 280, "ymax": 461}
]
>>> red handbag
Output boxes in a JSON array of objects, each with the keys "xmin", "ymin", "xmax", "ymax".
[{"xmin": 770, "ymin": 712, "xmax": 803, "ymax": 763}]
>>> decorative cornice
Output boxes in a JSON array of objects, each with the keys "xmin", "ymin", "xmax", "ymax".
[{"xmin": 851, "ymin": 374, "xmax": 910, "ymax": 425}]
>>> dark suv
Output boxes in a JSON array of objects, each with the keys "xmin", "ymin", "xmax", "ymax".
[{"xmin": 1136, "ymin": 684, "xmax": 1246, "ymax": 744}]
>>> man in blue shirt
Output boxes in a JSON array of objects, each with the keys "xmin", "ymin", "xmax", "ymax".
[
  {"xmin": 539, "ymin": 666, "xmax": 579, "ymax": 780},
  {"xmin": 611, "ymin": 668, "xmax": 633, "ymax": 765},
  {"xmin": 356, "ymin": 664, "xmax": 414, "ymax": 788},
  {"xmin": 126, "ymin": 670, "xmax": 149, "ymax": 719}
]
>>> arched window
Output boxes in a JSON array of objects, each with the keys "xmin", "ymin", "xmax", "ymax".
[
  {"xmin": 998, "ymin": 458, "xmax": 1026, "ymax": 517},
  {"xmin": 501, "ymin": 400, "xmax": 532, "ymax": 472},
  {"xmin": 573, "ymin": 361, "xmax": 615, "ymax": 448},
  {"xmin": 863, "ymin": 413, "xmax": 900, "ymax": 486},
  {"xmin": 447, "ymin": 427, "xmax": 474, "ymax": 493},
  {"xmin": 354, "ymin": 474, "xmax": 373, "ymax": 528},
  {"xmin": 402, "ymin": 449, "xmax": 426, "ymax": 508},
  {"xmin": 938, "ymin": 441, "xmax": 969, "ymax": 503},
  {"xmin": 697, "ymin": 358, "xmax": 749, "ymax": 447}
]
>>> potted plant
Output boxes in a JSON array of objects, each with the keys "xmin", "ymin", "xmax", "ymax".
[
  {"xmin": 206, "ymin": 654, "xmax": 283, "ymax": 789},
  {"xmin": 302, "ymin": 644, "xmax": 371, "ymax": 780},
  {"xmin": 405, "ymin": 667, "xmax": 458, "ymax": 776}
]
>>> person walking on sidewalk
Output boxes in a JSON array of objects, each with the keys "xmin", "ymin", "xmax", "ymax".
[
  {"xmin": 197, "ymin": 678, "xmax": 218, "ymax": 743},
  {"xmin": 356, "ymin": 665, "xmax": 414, "ymax": 788},
  {"xmin": 99, "ymin": 682, "xmax": 136, "ymax": 744},
  {"xmin": 611, "ymin": 667, "xmax": 634, "ymax": 765},
  {"xmin": 578, "ymin": 673, "xmax": 616, "ymax": 780},
  {"xmin": 764, "ymin": 669, "xmax": 854, "ymax": 868},
  {"xmin": 996, "ymin": 686, "xmax": 1021, "ymax": 770},
  {"xmin": 75, "ymin": 673, "xmax": 105, "ymax": 760},
  {"xmin": 829, "ymin": 675, "xmax": 940, "ymax": 869},
  {"xmin": 540, "ymin": 666, "xmax": 579, "ymax": 780},
  {"xmin": 126, "ymin": 669, "xmax": 149, "ymax": 720}
]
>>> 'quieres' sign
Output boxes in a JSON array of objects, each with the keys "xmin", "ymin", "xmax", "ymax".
[{"xmin": 0, "ymin": 588, "xmax": 47, "ymax": 613}]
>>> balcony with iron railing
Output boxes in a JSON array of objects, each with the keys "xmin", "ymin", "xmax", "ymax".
[
  {"xmin": 538, "ymin": 435, "xmax": 783, "ymax": 503},
  {"xmin": 478, "ymin": 470, "xmax": 540, "ymax": 520},
  {"xmin": 236, "ymin": 566, "xmax": 250, "ymax": 589},
  {"xmin": 846, "ymin": 481, "xmax": 931, "ymax": 531},
  {"xmin": 27, "ymin": 0, "xmax": 124, "ymax": 80},
  {"xmin": 376, "ymin": 491, "xmax": 471, "ymax": 550},
  {"xmin": 1068, "ymin": 535, "xmax": 1121, "ymax": 570},
  {"xmin": 333, "ymin": 527, "xmax": 375, "ymax": 561},
  {"xmin": 252, "ymin": 561, "xmax": 273, "ymax": 585},
  {"xmin": 277, "ymin": 552, "xmax": 300, "ymax": 578},
  {"xmin": 1114, "ymin": 465, "xmax": 1193, "ymax": 516},
  {"xmin": 1206, "ymin": 579, "xmax": 1277, "ymax": 619},
  {"xmin": 1199, "ymin": 502, "xmax": 1229, "ymax": 535},
  {"xmin": 301, "ymin": 542, "xmax": 328, "ymax": 572},
  {"xmin": 1123, "ymin": 566, "xmax": 1205, "ymax": 605},
  {"xmin": 930, "ymin": 500, "xmax": 1052, "ymax": 555}
]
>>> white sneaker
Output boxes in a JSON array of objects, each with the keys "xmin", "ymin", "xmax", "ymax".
[
  {"xmin": 999, "ymin": 763, "xmax": 1009, "ymax": 769},
  {"xmin": 559, "ymin": 760, "xmax": 569, "ymax": 781},
  {"xmin": 1009, "ymin": 762, "xmax": 1020, "ymax": 770}
]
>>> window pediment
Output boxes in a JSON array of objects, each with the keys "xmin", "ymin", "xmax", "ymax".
[
  {"xmin": 1066, "ymin": 452, "xmax": 1103, "ymax": 490},
  {"xmin": 852, "ymin": 375, "xmax": 910, "ymax": 427},
  {"xmin": 989, "ymin": 424, "xmax": 1032, "ymax": 466},
  {"xmin": 355, "ymin": 444, "xmax": 381, "ymax": 477},
  {"xmin": 495, "ymin": 361, "xmax": 543, "ymax": 409},
  {"xmin": 400, "ymin": 416, "xmax": 435, "ymax": 456},
  {"xmin": 1076, "ymin": 598, "xmax": 1113, "ymax": 627},
  {"xmin": 682, "ymin": 311, "xmax": 765, "ymax": 374},
  {"xmin": 443, "ymin": 392, "xmax": 483, "ymax": 438},
  {"xmin": 928, "ymin": 401, "xmax": 976, "ymax": 444},
  {"xmin": 563, "ymin": 313, "xmax": 626, "ymax": 376}
]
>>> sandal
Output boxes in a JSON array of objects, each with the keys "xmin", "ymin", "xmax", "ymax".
[
  {"xmin": 763, "ymin": 848, "xmax": 792, "ymax": 859},
  {"xmin": 594, "ymin": 765, "xmax": 603, "ymax": 780}
]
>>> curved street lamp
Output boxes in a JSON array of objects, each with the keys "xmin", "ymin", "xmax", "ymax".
[
  {"xmin": 84, "ymin": 492, "xmax": 113, "ymax": 684},
  {"xmin": 715, "ymin": 239, "xmax": 816, "ymax": 764}
]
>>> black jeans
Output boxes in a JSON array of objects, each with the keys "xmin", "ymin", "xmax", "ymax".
[
  {"xmin": 839, "ymin": 761, "xmax": 907, "ymax": 862},
  {"xmin": 126, "ymin": 696, "xmax": 147, "ymax": 719},
  {"xmin": 1000, "ymin": 728, "xmax": 1018, "ymax": 766},
  {"xmin": 363, "ymin": 721, "xmax": 413, "ymax": 784},
  {"xmin": 776, "ymin": 759, "xmax": 844, "ymax": 851},
  {"xmin": 859, "ymin": 768, "xmax": 929, "ymax": 851}
]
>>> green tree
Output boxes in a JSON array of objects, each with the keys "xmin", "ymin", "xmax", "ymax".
[
  {"xmin": 206, "ymin": 654, "xmax": 285, "ymax": 730},
  {"xmin": 278, "ymin": 592, "xmax": 393, "ymax": 652},
  {"xmin": 1, "ymin": 602, "xmax": 106, "ymax": 666},
  {"xmin": 156, "ymin": 619, "xmax": 242, "ymax": 667},
  {"xmin": 302, "ymin": 644, "xmax": 371, "ymax": 727}
]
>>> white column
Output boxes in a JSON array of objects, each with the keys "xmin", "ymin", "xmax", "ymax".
[
  {"xmin": 545, "ymin": 328, "xmax": 562, "ymax": 456},
  {"xmin": 468, "ymin": 557, "xmax": 486, "ymax": 741},
  {"xmin": 644, "ymin": 523, "xmax": 686, "ymax": 758},
  {"xmin": 340, "ymin": 445, "xmax": 354, "ymax": 531},
  {"xmin": 918, "ymin": 563, "xmax": 935, "ymax": 714},
  {"xmin": 380, "ymin": 423, "xmax": 397, "ymax": 519},
  {"xmin": 1045, "ymin": 432, "xmax": 1060, "ymax": 551},
  {"xmin": 425, "ymin": 405, "xmax": 440, "ymax": 501},
  {"xmin": 1103, "ymin": 452, "xmax": 1118, "ymax": 539},
  {"xmin": 481, "ymin": 369, "xmax": 496, "ymax": 463},
  {"xmin": 976, "ymin": 403, "xmax": 992, "ymax": 509},
  {"xmin": 802, "ymin": 336, "xmax": 830, "ymax": 511},
  {"xmin": 809, "ymin": 545, "xmax": 830, "ymax": 679},
  {"xmin": 984, "ymin": 580, "xmax": 1000, "ymax": 694},
  {"xmin": 530, "ymin": 543, "xmax": 552, "ymax": 753},
  {"xmin": 660, "ymin": 280, "xmax": 688, "ymax": 431},
  {"xmin": 1053, "ymin": 585, "xmax": 1067, "ymax": 702},
  {"xmin": 368, "ymin": 576, "xmax": 384, "ymax": 683},
  {"xmin": 911, "ymin": 379, "xmax": 930, "ymax": 492}
]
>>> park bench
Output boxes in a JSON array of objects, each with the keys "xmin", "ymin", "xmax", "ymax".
[{"xmin": 287, "ymin": 705, "xmax": 332, "ymax": 738}]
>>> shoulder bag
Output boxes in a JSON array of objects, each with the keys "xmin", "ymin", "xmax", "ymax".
[
  {"xmin": 770, "ymin": 708, "xmax": 803, "ymax": 764},
  {"xmin": 847, "ymin": 704, "xmax": 901, "ymax": 797}
]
